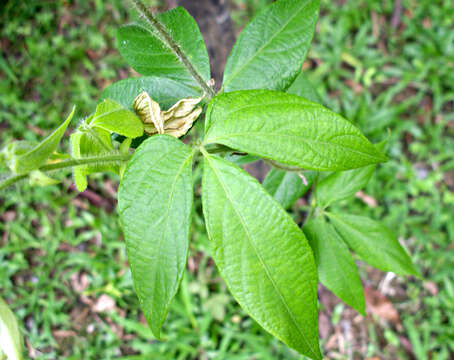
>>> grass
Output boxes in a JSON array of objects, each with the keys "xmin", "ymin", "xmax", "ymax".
[{"xmin": 1, "ymin": 0, "xmax": 454, "ymax": 358}]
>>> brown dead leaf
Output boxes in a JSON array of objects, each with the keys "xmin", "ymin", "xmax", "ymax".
[
  {"xmin": 52, "ymin": 329, "xmax": 76, "ymax": 338},
  {"xmin": 25, "ymin": 338, "xmax": 38, "ymax": 358},
  {"xmin": 423, "ymin": 281, "xmax": 438, "ymax": 296},
  {"xmin": 1, "ymin": 210, "xmax": 16, "ymax": 222},
  {"xmin": 93, "ymin": 294, "xmax": 116, "ymax": 313},
  {"xmin": 134, "ymin": 91, "xmax": 202, "ymax": 138},
  {"xmin": 355, "ymin": 191, "xmax": 378, "ymax": 207},
  {"xmin": 345, "ymin": 79, "xmax": 364, "ymax": 94},
  {"xmin": 364, "ymin": 285, "xmax": 400, "ymax": 325},
  {"xmin": 70, "ymin": 272, "xmax": 89, "ymax": 293}
]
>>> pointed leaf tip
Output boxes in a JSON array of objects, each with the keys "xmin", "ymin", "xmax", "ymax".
[{"xmin": 202, "ymin": 151, "xmax": 321, "ymax": 359}]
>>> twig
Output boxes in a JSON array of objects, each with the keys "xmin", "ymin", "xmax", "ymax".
[{"xmin": 0, "ymin": 154, "xmax": 131, "ymax": 191}]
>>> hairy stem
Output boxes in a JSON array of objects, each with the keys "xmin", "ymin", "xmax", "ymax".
[
  {"xmin": 0, "ymin": 154, "xmax": 131, "ymax": 191},
  {"xmin": 132, "ymin": 0, "xmax": 215, "ymax": 100}
]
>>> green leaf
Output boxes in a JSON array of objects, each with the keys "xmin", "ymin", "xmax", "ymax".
[
  {"xmin": 29, "ymin": 171, "xmax": 60, "ymax": 187},
  {"xmin": 70, "ymin": 127, "xmax": 118, "ymax": 192},
  {"xmin": 117, "ymin": 7, "xmax": 210, "ymax": 88},
  {"xmin": 0, "ymin": 297, "xmax": 23, "ymax": 360},
  {"xmin": 304, "ymin": 217, "xmax": 365, "ymax": 314},
  {"xmin": 262, "ymin": 168, "xmax": 316, "ymax": 209},
  {"xmin": 222, "ymin": 0, "xmax": 319, "ymax": 92},
  {"xmin": 90, "ymin": 99, "xmax": 143, "ymax": 138},
  {"xmin": 287, "ymin": 72, "xmax": 322, "ymax": 104},
  {"xmin": 314, "ymin": 142, "xmax": 387, "ymax": 208},
  {"xmin": 100, "ymin": 76, "xmax": 201, "ymax": 111},
  {"xmin": 315, "ymin": 165, "xmax": 376, "ymax": 208},
  {"xmin": 326, "ymin": 212, "xmax": 420, "ymax": 277},
  {"xmin": 201, "ymin": 152, "xmax": 321, "ymax": 359},
  {"xmin": 12, "ymin": 106, "xmax": 75, "ymax": 174},
  {"xmin": 118, "ymin": 135, "xmax": 193, "ymax": 338},
  {"xmin": 204, "ymin": 90, "xmax": 387, "ymax": 171},
  {"xmin": 224, "ymin": 153, "xmax": 261, "ymax": 166}
]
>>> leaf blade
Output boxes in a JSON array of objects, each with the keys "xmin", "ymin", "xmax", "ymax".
[
  {"xmin": 262, "ymin": 168, "xmax": 316, "ymax": 209},
  {"xmin": 117, "ymin": 7, "xmax": 210, "ymax": 88},
  {"xmin": 326, "ymin": 212, "xmax": 420, "ymax": 277},
  {"xmin": 222, "ymin": 0, "xmax": 319, "ymax": 92},
  {"xmin": 13, "ymin": 106, "xmax": 75, "ymax": 174},
  {"xmin": 100, "ymin": 76, "xmax": 201, "ymax": 111},
  {"xmin": 118, "ymin": 135, "xmax": 193, "ymax": 338},
  {"xmin": 205, "ymin": 90, "xmax": 387, "ymax": 171},
  {"xmin": 315, "ymin": 165, "xmax": 376, "ymax": 208},
  {"xmin": 90, "ymin": 99, "xmax": 143, "ymax": 138},
  {"xmin": 287, "ymin": 72, "xmax": 322, "ymax": 104},
  {"xmin": 202, "ymin": 152, "xmax": 321, "ymax": 359},
  {"xmin": 304, "ymin": 217, "xmax": 365, "ymax": 314},
  {"xmin": 0, "ymin": 297, "xmax": 23, "ymax": 360}
]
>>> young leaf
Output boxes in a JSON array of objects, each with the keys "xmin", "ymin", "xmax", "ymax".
[
  {"xmin": 222, "ymin": 0, "xmax": 319, "ymax": 92},
  {"xmin": 70, "ymin": 127, "xmax": 118, "ymax": 192},
  {"xmin": 304, "ymin": 217, "xmax": 365, "ymax": 314},
  {"xmin": 29, "ymin": 171, "xmax": 60, "ymax": 187},
  {"xmin": 204, "ymin": 90, "xmax": 387, "ymax": 171},
  {"xmin": 118, "ymin": 135, "xmax": 193, "ymax": 339},
  {"xmin": 315, "ymin": 165, "xmax": 376, "ymax": 208},
  {"xmin": 100, "ymin": 76, "xmax": 202, "ymax": 111},
  {"xmin": 201, "ymin": 152, "xmax": 321, "ymax": 359},
  {"xmin": 117, "ymin": 7, "xmax": 210, "ymax": 88},
  {"xmin": 262, "ymin": 168, "xmax": 316, "ymax": 209},
  {"xmin": 70, "ymin": 131, "xmax": 88, "ymax": 192},
  {"xmin": 90, "ymin": 99, "xmax": 143, "ymax": 138},
  {"xmin": 0, "ymin": 297, "xmax": 23, "ymax": 360},
  {"xmin": 287, "ymin": 72, "xmax": 322, "ymax": 104},
  {"xmin": 326, "ymin": 212, "xmax": 420, "ymax": 277},
  {"xmin": 12, "ymin": 106, "xmax": 75, "ymax": 174}
]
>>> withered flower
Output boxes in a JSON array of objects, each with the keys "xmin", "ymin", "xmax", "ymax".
[{"xmin": 133, "ymin": 91, "xmax": 202, "ymax": 138}]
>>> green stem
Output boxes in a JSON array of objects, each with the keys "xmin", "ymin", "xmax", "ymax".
[
  {"xmin": 303, "ymin": 172, "xmax": 320, "ymax": 224},
  {"xmin": 132, "ymin": 0, "xmax": 215, "ymax": 100},
  {"xmin": 0, "ymin": 174, "xmax": 27, "ymax": 191},
  {"xmin": 0, "ymin": 154, "xmax": 131, "ymax": 191}
]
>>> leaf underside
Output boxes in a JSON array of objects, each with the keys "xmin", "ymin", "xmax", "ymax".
[{"xmin": 100, "ymin": 76, "xmax": 201, "ymax": 111}]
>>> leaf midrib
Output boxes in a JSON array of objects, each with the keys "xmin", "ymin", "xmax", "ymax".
[
  {"xmin": 322, "ymin": 221, "xmax": 364, "ymax": 312},
  {"xmin": 327, "ymin": 212, "xmax": 411, "ymax": 272},
  {"xmin": 153, "ymin": 148, "xmax": 192, "ymax": 319},
  {"xmin": 204, "ymin": 154, "xmax": 318, "ymax": 358},
  {"xmin": 206, "ymin": 132, "xmax": 383, "ymax": 164}
]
